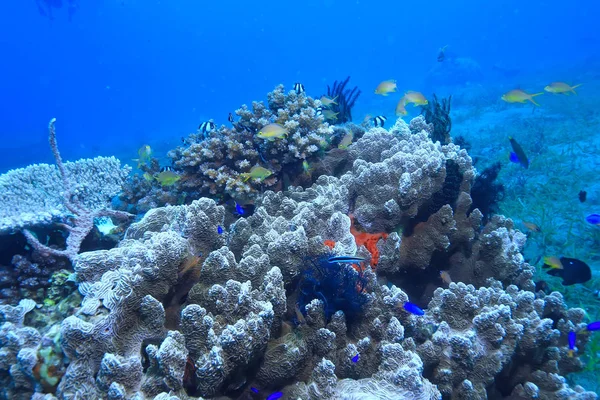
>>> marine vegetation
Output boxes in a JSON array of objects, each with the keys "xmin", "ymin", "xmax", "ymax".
[
  {"xmin": 325, "ymin": 76, "xmax": 361, "ymax": 124},
  {"xmin": 420, "ymin": 93, "xmax": 452, "ymax": 144},
  {"xmin": 469, "ymin": 161, "xmax": 505, "ymax": 223}
]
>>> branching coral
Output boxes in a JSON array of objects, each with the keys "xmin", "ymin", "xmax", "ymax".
[
  {"xmin": 21, "ymin": 119, "xmax": 133, "ymax": 262},
  {"xmin": 325, "ymin": 76, "xmax": 361, "ymax": 124}
]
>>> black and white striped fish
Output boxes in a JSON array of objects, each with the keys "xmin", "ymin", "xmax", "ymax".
[
  {"xmin": 293, "ymin": 83, "xmax": 305, "ymax": 94},
  {"xmin": 198, "ymin": 121, "xmax": 216, "ymax": 137},
  {"xmin": 160, "ymin": 166, "xmax": 174, "ymax": 172},
  {"xmin": 373, "ymin": 116, "xmax": 387, "ymax": 127},
  {"xmin": 315, "ymin": 106, "xmax": 324, "ymax": 116}
]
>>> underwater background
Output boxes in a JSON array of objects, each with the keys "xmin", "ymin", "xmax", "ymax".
[{"xmin": 2, "ymin": 0, "xmax": 600, "ymax": 398}]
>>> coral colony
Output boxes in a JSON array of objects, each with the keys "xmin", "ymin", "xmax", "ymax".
[{"xmin": 0, "ymin": 85, "xmax": 598, "ymax": 400}]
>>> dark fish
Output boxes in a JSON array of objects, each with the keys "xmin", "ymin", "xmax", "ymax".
[
  {"xmin": 293, "ymin": 82, "xmax": 305, "ymax": 94},
  {"xmin": 160, "ymin": 166, "xmax": 174, "ymax": 172},
  {"xmin": 351, "ymin": 353, "xmax": 360, "ymax": 363},
  {"xmin": 437, "ymin": 45, "xmax": 448, "ymax": 62},
  {"xmin": 328, "ymin": 255, "xmax": 365, "ymax": 264},
  {"xmin": 587, "ymin": 321, "xmax": 600, "ymax": 331},
  {"xmin": 543, "ymin": 257, "xmax": 592, "ymax": 285},
  {"xmin": 534, "ymin": 280, "xmax": 549, "ymax": 293},
  {"xmin": 315, "ymin": 106, "xmax": 324, "ymax": 116},
  {"xmin": 403, "ymin": 302, "xmax": 424, "ymax": 316},
  {"xmin": 509, "ymin": 152, "xmax": 520, "ymax": 164},
  {"xmin": 266, "ymin": 392, "xmax": 283, "ymax": 400},
  {"xmin": 594, "ymin": 289, "xmax": 600, "ymax": 300},
  {"xmin": 508, "ymin": 136, "xmax": 529, "ymax": 168},
  {"xmin": 228, "ymin": 113, "xmax": 234, "ymax": 123},
  {"xmin": 579, "ymin": 190, "xmax": 587, "ymax": 203},
  {"xmin": 217, "ymin": 225, "xmax": 223, "ymax": 234},
  {"xmin": 198, "ymin": 121, "xmax": 216, "ymax": 137},
  {"xmin": 373, "ymin": 116, "xmax": 387, "ymax": 127}
]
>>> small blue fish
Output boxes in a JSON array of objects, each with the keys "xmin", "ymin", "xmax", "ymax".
[
  {"xmin": 250, "ymin": 387, "xmax": 259, "ymax": 394},
  {"xmin": 587, "ymin": 321, "xmax": 600, "ymax": 331},
  {"xmin": 235, "ymin": 202, "xmax": 245, "ymax": 215},
  {"xmin": 266, "ymin": 392, "xmax": 283, "ymax": 400},
  {"xmin": 351, "ymin": 353, "xmax": 360, "ymax": 363},
  {"xmin": 328, "ymin": 256, "xmax": 365, "ymax": 264},
  {"xmin": 509, "ymin": 152, "xmax": 520, "ymax": 164},
  {"xmin": 403, "ymin": 302, "xmax": 424, "ymax": 316},
  {"xmin": 585, "ymin": 214, "xmax": 600, "ymax": 225},
  {"xmin": 217, "ymin": 225, "xmax": 223, "ymax": 234},
  {"xmin": 568, "ymin": 331, "xmax": 577, "ymax": 356}
]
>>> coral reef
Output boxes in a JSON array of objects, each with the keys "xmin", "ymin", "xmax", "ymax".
[{"xmin": 1, "ymin": 113, "xmax": 597, "ymax": 399}]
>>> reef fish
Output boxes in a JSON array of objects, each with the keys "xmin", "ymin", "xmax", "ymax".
[
  {"xmin": 403, "ymin": 302, "xmax": 424, "ymax": 316},
  {"xmin": 135, "ymin": 144, "xmax": 152, "ymax": 168},
  {"xmin": 403, "ymin": 91, "xmax": 428, "ymax": 106},
  {"xmin": 544, "ymin": 82, "xmax": 582, "ymax": 95},
  {"xmin": 235, "ymin": 202, "xmax": 245, "ymax": 215},
  {"xmin": 585, "ymin": 214, "xmax": 600, "ymax": 225},
  {"xmin": 501, "ymin": 89, "xmax": 543, "ymax": 106},
  {"xmin": 198, "ymin": 121, "xmax": 216, "ymax": 137},
  {"xmin": 258, "ymin": 123, "xmax": 287, "ymax": 140},
  {"xmin": 437, "ymin": 45, "xmax": 448, "ymax": 62},
  {"xmin": 320, "ymin": 95, "xmax": 338, "ymax": 106},
  {"xmin": 250, "ymin": 387, "xmax": 260, "ymax": 394},
  {"xmin": 588, "ymin": 321, "xmax": 600, "ymax": 331},
  {"xmin": 294, "ymin": 82, "xmax": 305, "ymax": 94},
  {"xmin": 322, "ymin": 109, "xmax": 339, "ymax": 121},
  {"xmin": 328, "ymin": 255, "xmax": 366, "ymax": 264},
  {"xmin": 508, "ymin": 137, "xmax": 529, "ymax": 168},
  {"xmin": 522, "ymin": 221, "xmax": 541, "ymax": 232},
  {"xmin": 543, "ymin": 257, "xmax": 592, "ymax": 285},
  {"xmin": 217, "ymin": 225, "xmax": 223, "ymax": 234},
  {"xmin": 568, "ymin": 331, "xmax": 577, "ymax": 356},
  {"xmin": 351, "ymin": 353, "xmax": 360, "ymax": 363},
  {"xmin": 579, "ymin": 190, "xmax": 587, "ymax": 203},
  {"xmin": 440, "ymin": 270, "xmax": 452, "ymax": 284},
  {"xmin": 372, "ymin": 116, "xmax": 387, "ymax": 127},
  {"xmin": 155, "ymin": 170, "xmax": 181, "ymax": 186},
  {"xmin": 338, "ymin": 131, "xmax": 354, "ymax": 149},
  {"xmin": 509, "ymin": 152, "xmax": 520, "ymax": 164},
  {"xmin": 228, "ymin": 113, "xmax": 234, "ymax": 123},
  {"xmin": 266, "ymin": 392, "xmax": 283, "ymax": 400},
  {"xmin": 374, "ymin": 80, "xmax": 397, "ymax": 96},
  {"xmin": 395, "ymin": 98, "xmax": 408, "ymax": 116},
  {"xmin": 240, "ymin": 165, "xmax": 273, "ymax": 182}
]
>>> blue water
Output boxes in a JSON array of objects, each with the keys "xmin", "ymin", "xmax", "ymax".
[{"xmin": 0, "ymin": 0, "xmax": 598, "ymax": 172}]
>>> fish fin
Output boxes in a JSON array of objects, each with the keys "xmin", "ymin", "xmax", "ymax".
[
  {"xmin": 241, "ymin": 174, "xmax": 250, "ymax": 182},
  {"xmin": 571, "ymin": 84, "xmax": 582, "ymax": 94},
  {"xmin": 531, "ymin": 93, "xmax": 544, "ymax": 97},
  {"xmin": 528, "ymin": 97, "xmax": 541, "ymax": 106}
]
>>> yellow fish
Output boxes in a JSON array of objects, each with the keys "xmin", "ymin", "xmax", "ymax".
[
  {"xmin": 544, "ymin": 82, "xmax": 582, "ymax": 95},
  {"xmin": 155, "ymin": 170, "xmax": 181, "ymax": 186},
  {"xmin": 257, "ymin": 123, "xmax": 287, "ymax": 140},
  {"xmin": 134, "ymin": 145, "xmax": 152, "ymax": 168},
  {"xmin": 395, "ymin": 97, "xmax": 408, "ymax": 116},
  {"xmin": 338, "ymin": 131, "xmax": 354, "ymax": 149},
  {"xmin": 543, "ymin": 256, "xmax": 563, "ymax": 269},
  {"xmin": 143, "ymin": 172, "xmax": 153, "ymax": 182},
  {"xmin": 403, "ymin": 91, "xmax": 428, "ymax": 106},
  {"xmin": 320, "ymin": 95, "xmax": 338, "ymax": 106},
  {"xmin": 302, "ymin": 160, "xmax": 313, "ymax": 175},
  {"xmin": 501, "ymin": 89, "xmax": 543, "ymax": 106},
  {"xmin": 322, "ymin": 110, "xmax": 339, "ymax": 121},
  {"xmin": 374, "ymin": 80, "xmax": 397, "ymax": 96},
  {"xmin": 240, "ymin": 165, "xmax": 273, "ymax": 182}
]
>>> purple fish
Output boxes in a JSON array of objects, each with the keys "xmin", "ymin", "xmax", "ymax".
[
  {"xmin": 266, "ymin": 392, "xmax": 283, "ymax": 400},
  {"xmin": 250, "ymin": 387, "xmax": 259, "ymax": 394},
  {"xmin": 587, "ymin": 321, "xmax": 600, "ymax": 331},
  {"xmin": 585, "ymin": 214, "xmax": 600, "ymax": 225},
  {"xmin": 403, "ymin": 302, "xmax": 424, "ymax": 316},
  {"xmin": 568, "ymin": 331, "xmax": 576, "ymax": 350},
  {"xmin": 509, "ymin": 151, "xmax": 520, "ymax": 164},
  {"xmin": 351, "ymin": 353, "xmax": 360, "ymax": 363},
  {"xmin": 217, "ymin": 225, "xmax": 223, "ymax": 234}
]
